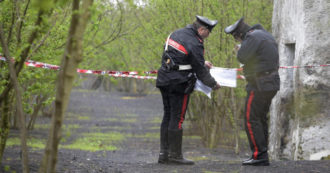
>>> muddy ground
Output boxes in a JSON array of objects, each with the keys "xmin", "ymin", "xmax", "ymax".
[{"xmin": 1, "ymin": 89, "xmax": 330, "ymax": 173}]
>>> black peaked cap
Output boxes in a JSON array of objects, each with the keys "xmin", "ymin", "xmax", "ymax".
[
  {"xmin": 196, "ymin": 15, "xmax": 218, "ymax": 32},
  {"xmin": 224, "ymin": 17, "xmax": 244, "ymax": 34}
]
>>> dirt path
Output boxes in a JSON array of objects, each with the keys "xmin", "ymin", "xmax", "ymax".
[{"xmin": 1, "ymin": 89, "xmax": 330, "ymax": 173}]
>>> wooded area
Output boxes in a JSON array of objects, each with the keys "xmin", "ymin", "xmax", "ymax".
[{"xmin": 0, "ymin": 0, "xmax": 274, "ymax": 172}]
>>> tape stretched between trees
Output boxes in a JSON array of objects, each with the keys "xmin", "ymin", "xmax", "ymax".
[{"xmin": 0, "ymin": 56, "xmax": 329, "ymax": 80}]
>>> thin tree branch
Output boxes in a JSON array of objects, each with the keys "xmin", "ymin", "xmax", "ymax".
[
  {"xmin": 28, "ymin": 13, "xmax": 59, "ymax": 58},
  {"xmin": 0, "ymin": 23, "xmax": 30, "ymax": 173},
  {"xmin": 16, "ymin": 0, "xmax": 31, "ymax": 47}
]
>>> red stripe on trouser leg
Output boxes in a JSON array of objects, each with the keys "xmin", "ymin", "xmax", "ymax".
[
  {"xmin": 246, "ymin": 91, "xmax": 259, "ymax": 159},
  {"xmin": 178, "ymin": 94, "xmax": 188, "ymax": 129}
]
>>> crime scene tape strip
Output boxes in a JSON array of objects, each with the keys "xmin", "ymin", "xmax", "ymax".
[
  {"xmin": 1, "ymin": 56, "xmax": 153, "ymax": 79},
  {"xmin": 279, "ymin": 64, "xmax": 330, "ymax": 69},
  {"xmin": 1, "ymin": 56, "xmax": 329, "ymax": 80},
  {"xmin": 144, "ymin": 64, "xmax": 330, "ymax": 74}
]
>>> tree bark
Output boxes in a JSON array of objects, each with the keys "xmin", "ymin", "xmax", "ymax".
[
  {"xmin": 27, "ymin": 95, "xmax": 48, "ymax": 130},
  {"xmin": 0, "ymin": 95, "xmax": 10, "ymax": 166},
  {"xmin": 39, "ymin": 0, "xmax": 94, "ymax": 172},
  {"xmin": 0, "ymin": 24, "xmax": 29, "ymax": 173}
]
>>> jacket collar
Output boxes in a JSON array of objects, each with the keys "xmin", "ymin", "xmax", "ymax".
[
  {"xmin": 243, "ymin": 24, "xmax": 265, "ymax": 39},
  {"xmin": 187, "ymin": 24, "xmax": 204, "ymax": 43},
  {"xmin": 249, "ymin": 24, "xmax": 265, "ymax": 31}
]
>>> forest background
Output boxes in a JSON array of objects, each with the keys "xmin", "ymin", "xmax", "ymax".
[{"xmin": 0, "ymin": 0, "xmax": 273, "ymax": 172}]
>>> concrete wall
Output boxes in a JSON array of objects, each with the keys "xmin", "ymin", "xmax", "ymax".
[{"xmin": 269, "ymin": 0, "xmax": 330, "ymax": 160}]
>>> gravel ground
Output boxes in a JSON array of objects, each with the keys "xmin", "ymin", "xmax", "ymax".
[{"xmin": 1, "ymin": 89, "xmax": 329, "ymax": 173}]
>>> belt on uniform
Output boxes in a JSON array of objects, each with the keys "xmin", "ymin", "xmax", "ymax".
[{"xmin": 178, "ymin": 64, "xmax": 192, "ymax": 70}]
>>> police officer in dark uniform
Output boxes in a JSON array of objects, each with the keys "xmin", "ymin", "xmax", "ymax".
[
  {"xmin": 224, "ymin": 18, "xmax": 280, "ymax": 166},
  {"xmin": 156, "ymin": 15, "xmax": 221, "ymax": 165}
]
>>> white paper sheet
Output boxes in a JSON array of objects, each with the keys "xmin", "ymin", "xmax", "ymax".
[{"xmin": 194, "ymin": 67, "xmax": 237, "ymax": 98}]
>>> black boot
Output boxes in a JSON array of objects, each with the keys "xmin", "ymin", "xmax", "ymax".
[
  {"xmin": 168, "ymin": 129, "xmax": 194, "ymax": 165},
  {"xmin": 158, "ymin": 126, "xmax": 169, "ymax": 164},
  {"xmin": 242, "ymin": 158, "xmax": 269, "ymax": 166},
  {"xmin": 242, "ymin": 152, "xmax": 269, "ymax": 166}
]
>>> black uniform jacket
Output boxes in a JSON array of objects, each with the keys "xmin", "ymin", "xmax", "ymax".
[
  {"xmin": 156, "ymin": 24, "xmax": 216, "ymax": 88},
  {"xmin": 237, "ymin": 24, "xmax": 280, "ymax": 91}
]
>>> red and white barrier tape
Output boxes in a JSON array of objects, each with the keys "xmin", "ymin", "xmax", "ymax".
[
  {"xmin": 1, "ymin": 56, "xmax": 329, "ymax": 80},
  {"xmin": 1, "ymin": 56, "xmax": 152, "ymax": 79},
  {"xmin": 279, "ymin": 64, "xmax": 330, "ymax": 69}
]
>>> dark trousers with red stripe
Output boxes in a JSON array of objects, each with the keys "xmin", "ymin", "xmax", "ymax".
[
  {"xmin": 159, "ymin": 83, "xmax": 190, "ymax": 154},
  {"xmin": 244, "ymin": 90, "xmax": 277, "ymax": 160}
]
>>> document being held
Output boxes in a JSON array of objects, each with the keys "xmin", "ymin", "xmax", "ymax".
[{"xmin": 194, "ymin": 67, "xmax": 237, "ymax": 98}]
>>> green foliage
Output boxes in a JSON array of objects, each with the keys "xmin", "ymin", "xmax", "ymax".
[{"xmin": 31, "ymin": 0, "xmax": 54, "ymax": 12}]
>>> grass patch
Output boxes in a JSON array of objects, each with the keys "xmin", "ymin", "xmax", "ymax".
[
  {"xmin": 185, "ymin": 135, "xmax": 201, "ymax": 140},
  {"xmin": 190, "ymin": 155, "xmax": 209, "ymax": 161},
  {"xmin": 4, "ymin": 165, "xmax": 10, "ymax": 171},
  {"xmin": 77, "ymin": 116, "xmax": 90, "ymax": 120},
  {"xmin": 239, "ymin": 131, "xmax": 247, "ymax": 140},
  {"xmin": 149, "ymin": 117, "xmax": 162, "ymax": 124},
  {"xmin": 91, "ymin": 126, "xmax": 132, "ymax": 131},
  {"xmin": 148, "ymin": 126, "xmax": 160, "ymax": 130},
  {"xmin": 118, "ymin": 113, "xmax": 138, "ymax": 118},
  {"xmin": 34, "ymin": 124, "xmax": 50, "ymax": 129},
  {"xmin": 66, "ymin": 112, "xmax": 91, "ymax": 120},
  {"xmin": 133, "ymin": 132, "xmax": 159, "ymax": 139},
  {"xmin": 121, "ymin": 118, "xmax": 137, "ymax": 123},
  {"xmin": 104, "ymin": 117, "xmax": 137, "ymax": 123},
  {"xmin": 34, "ymin": 124, "xmax": 80, "ymax": 130},
  {"xmin": 203, "ymin": 171, "xmax": 223, "ymax": 173},
  {"xmin": 61, "ymin": 132, "xmax": 125, "ymax": 152},
  {"xmin": 6, "ymin": 137, "xmax": 45, "ymax": 149},
  {"xmin": 6, "ymin": 131, "xmax": 125, "ymax": 152}
]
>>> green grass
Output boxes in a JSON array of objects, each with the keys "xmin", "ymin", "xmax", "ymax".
[
  {"xmin": 119, "ymin": 113, "xmax": 138, "ymax": 117},
  {"xmin": 6, "ymin": 137, "xmax": 45, "ymax": 149},
  {"xmin": 239, "ymin": 131, "xmax": 247, "ymax": 140},
  {"xmin": 34, "ymin": 124, "xmax": 80, "ymax": 130},
  {"xmin": 61, "ymin": 132, "xmax": 125, "ymax": 151},
  {"xmin": 190, "ymin": 155, "xmax": 209, "ymax": 161},
  {"xmin": 33, "ymin": 124, "xmax": 50, "ymax": 129},
  {"xmin": 185, "ymin": 135, "xmax": 201, "ymax": 140},
  {"xmin": 91, "ymin": 126, "xmax": 131, "ymax": 131},
  {"xmin": 77, "ymin": 116, "xmax": 90, "ymax": 120},
  {"xmin": 6, "ymin": 131, "xmax": 126, "ymax": 152},
  {"xmin": 4, "ymin": 165, "xmax": 10, "ymax": 171},
  {"xmin": 104, "ymin": 117, "xmax": 137, "ymax": 123},
  {"xmin": 203, "ymin": 171, "xmax": 223, "ymax": 173},
  {"xmin": 149, "ymin": 117, "xmax": 162, "ymax": 124},
  {"xmin": 66, "ymin": 112, "xmax": 92, "ymax": 120},
  {"xmin": 133, "ymin": 132, "xmax": 159, "ymax": 138},
  {"xmin": 148, "ymin": 126, "xmax": 160, "ymax": 130}
]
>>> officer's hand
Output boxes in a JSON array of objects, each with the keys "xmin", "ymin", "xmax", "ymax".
[
  {"xmin": 205, "ymin": 61, "xmax": 213, "ymax": 69},
  {"xmin": 213, "ymin": 83, "xmax": 221, "ymax": 90},
  {"xmin": 234, "ymin": 44, "xmax": 241, "ymax": 52}
]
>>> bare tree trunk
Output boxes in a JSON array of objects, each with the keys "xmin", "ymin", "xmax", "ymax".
[
  {"xmin": 27, "ymin": 95, "xmax": 48, "ymax": 130},
  {"xmin": 0, "ymin": 24, "xmax": 29, "ymax": 173},
  {"xmin": 39, "ymin": 0, "xmax": 93, "ymax": 172},
  {"xmin": 0, "ymin": 95, "xmax": 10, "ymax": 166}
]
